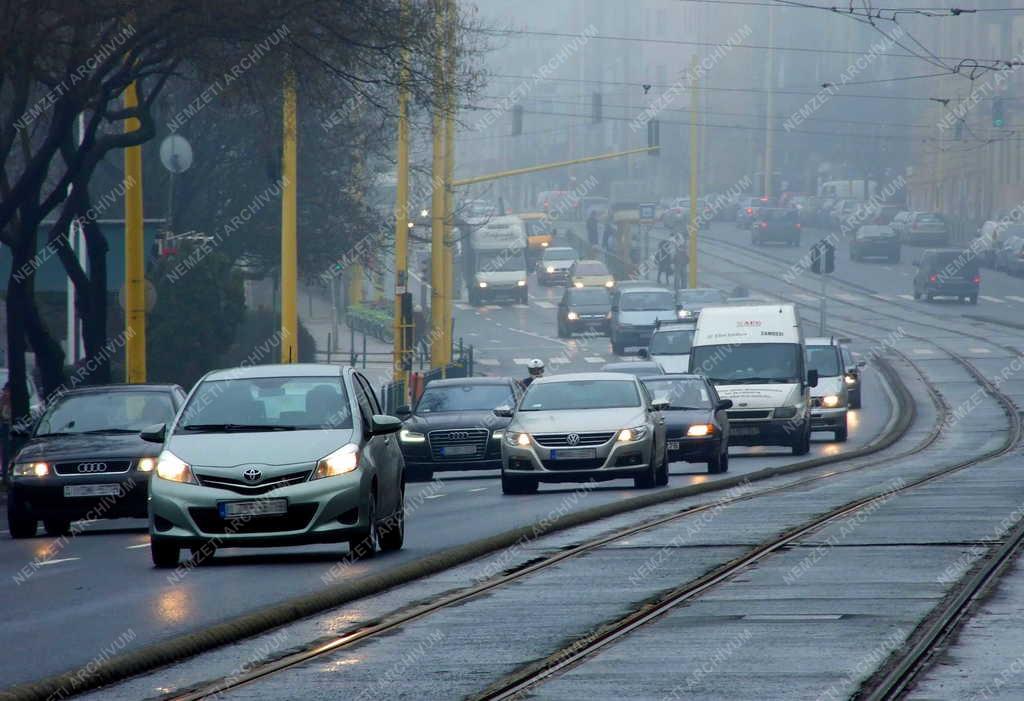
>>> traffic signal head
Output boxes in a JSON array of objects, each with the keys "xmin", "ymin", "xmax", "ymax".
[
  {"xmin": 809, "ymin": 244, "xmax": 821, "ymax": 274},
  {"xmin": 993, "ymin": 97, "xmax": 1005, "ymax": 128}
]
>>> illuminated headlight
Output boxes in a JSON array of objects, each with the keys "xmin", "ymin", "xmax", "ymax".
[
  {"xmin": 136, "ymin": 457, "xmax": 157, "ymax": 473},
  {"xmin": 687, "ymin": 424, "xmax": 714, "ymax": 437},
  {"xmin": 420, "ymin": 209, "xmax": 429, "ymax": 218},
  {"xmin": 774, "ymin": 406, "xmax": 798, "ymax": 419},
  {"xmin": 407, "ymin": 221, "xmax": 414, "ymax": 228},
  {"xmin": 478, "ymin": 281, "xmax": 488, "ymax": 288},
  {"xmin": 12, "ymin": 462, "xmax": 49, "ymax": 478},
  {"xmin": 546, "ymin": 266, "xmax": 556, "ymax": 273},
  {"xmin": 574, "ymin": 281, "xmax": 584, "ymax": 288},
  {"xmin": 678, "ymin": 309, "xmax": 694, "ymax": 319},
  {"xmin": 822, "ymin": 395, "xmax": 842, "ymax": 408},
  {"xmin": 617, "ymin": 425, "xmax": 648, "ymax": 442},
  {"xmin": 844, "ymin": 374, "xmax": 857, "ymax": 385},
  {"xmin": 567, "ymin": 311, "xmax": 579, "ymax": 321},
  {"xmin": 541, "ymin": 241, "xmax": 549, "ymax": 247},
  {"xmin": 155, "ymin": 451, "xmax": 196, "ymax": 484},
  {"xmin": 491, "ymin": 430, "xmax": 505, "ymax": 441},
  {"xmin": 399, "ymin": 429, "xmax": 425, "ymax": 443},
  {"xmin": 517, "ymin": 279, "xmax": 526, "ymax": 287},
  {"xmin": 311, "ymin": 443, "xmax": 359, "ymax": 479},
  {"xmin": 506, "ymin": 431, "xmax": 531, "ymax": 447},
  {"xmin": 604, "ymin": 280, "xmax": 615, "ymax": 288}
]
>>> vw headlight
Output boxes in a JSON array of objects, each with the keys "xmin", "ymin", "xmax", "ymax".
[
  {"xmin": 546, "ymin": 266, "xmax": 556, "ymax": 273},
  {"xmin": 136, "ymin": 457, "xmax": 157, "ymax": 472},
  {"xmin": 567, "ymin": 311, "xmax": 579, "ymax": 321},
  {"xmin": 399, "ymin": 429, "xmax": 425, "ymax": 443},
  {"xmin": 155, "ymin": 451, "xmax": 196, "ymax": 484},
  {"xmin": 774, "ymin": 406, "xmax": 798, "ymax": 419},
  {"xmin": 822, "ymin": 395, "xmax": 841, "ymax": 408},
  {"xmin": 12, "ymin": 462, "xmax": 49, "ymax": 478},
  {"xmin": 617, "ymin": 425, "xmax": 648, "ymax": 442},
  {"xmin": 687, "ymin": 424, "xmax": 714, "ymax": 437},
  {"xmin": 311, "ymin": 443, "xmax": 359, "ymax": 479},
  {"xmin": 506, "ymin": 431, "xmax": 530, "ymax": 447}
]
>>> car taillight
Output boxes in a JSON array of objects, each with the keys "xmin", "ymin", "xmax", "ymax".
[
  {"xmin": 929, "ymin": 274, "xmax": 937, "ymax": 283},
  {"xmin": 759, "ymin": 221, "xmax": 768, "ymax": 229},
  {"xmin": 972, "ymin": 275, "xmax": 981, "ymax": 284},
  {"xmin": 746, "ymin": 207, "xmax": 752, "ymax": 214},
  {"xmin": 795, "ymin": 223, "xmax": 802, "ymax": 229}
]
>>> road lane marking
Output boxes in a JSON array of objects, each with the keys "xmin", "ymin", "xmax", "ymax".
[
  {"xmin": 584, "ymin": 356, "xmax": 606, "ymax": 363},
  {"xmin": 513, "ymin": 358, "xmax": 530, "ymax": 365},
  {"xmin": 911, "ymin": 348, "xmax": 935, "ymax": 355},
  {"xmin": 1006, "ymin": 296, "xmax": 1024, "ymax": 303},
  {"xmin": 476, "ymin": 358, "xmax": 500, "ymax": 366},
  {"xmin": 125, "ymin": 543, "xmax": 150, "ymax": 550},
  {"xmin": 980, "ymin": 295, "xmax": 1006, "ymax": 303},
  {"xmin": 424, "ymin": 494, "xmax": 445, "ymax": 500},
  {"xmin": 967, "ymin": 348, "xmax": 992, "ymax": 354},
  {"xmin": 469, "ymin": 487, "xmax": 487, "ymax": 493},
  {"xmin": 791, "ymin": 293, "xmax": 816, "ymax": 301},
  {"xmin": 898, "ymin": 294, "xmax": 915, "ymax": 300},
  {"xmin": 534, "ymin": 301, "xmax": 555, "ymax": 309},
  {"xmin": 743, "ymin": 614, "xmax": 842, "ymax": 621},
  {"xmin": 513, "ymin": 304, "xmax": 530, "ymax": 309},
  {"xmin": 38, "ymin": 557, "xmax": 80, "ymax": 566}
]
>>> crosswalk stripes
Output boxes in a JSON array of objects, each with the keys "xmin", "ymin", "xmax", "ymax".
[
  {"xmin": 512, "ymin": 358, "xmax": 531, "ymax": 365},
  {"xmin": 584, "ymin": 357, "xmax": 606, "ymax": 364},
  {"xmin": 476, "ymin": 358, "xmax": 500, "ymax": 366}
]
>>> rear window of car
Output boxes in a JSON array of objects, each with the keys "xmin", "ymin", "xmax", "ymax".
[{"xmin": 930, "ymin": 251, "xmax": 978, "ymax": 273}]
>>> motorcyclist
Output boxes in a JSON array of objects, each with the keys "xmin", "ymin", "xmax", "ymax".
[{"xmin": 522, "ymin": 358, "xmax": 545, "ymax": 387}]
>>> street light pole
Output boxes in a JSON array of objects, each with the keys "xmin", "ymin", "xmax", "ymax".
[
  {"xmin": 392, "ymin": 0, "xmax": 412, "ymax": 391},
  {"xmin": 124, "ymin": 81, "xmax": 146, "ymax": 382},
  {"xmin": 688, "ymin": 54, "xmax": 699, "ymax": 289},
  {"xmin": 280, "ymin": 68, "xmax": 298, "ymax": 363}
]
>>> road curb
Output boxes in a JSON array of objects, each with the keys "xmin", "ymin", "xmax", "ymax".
[{"xmin": 0, "ymin": 357, "xmax": 913, "ymax": 701}]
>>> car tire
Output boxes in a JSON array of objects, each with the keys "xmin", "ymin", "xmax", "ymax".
[
  {"xmin": 44, "ymin": 519, "xmax": 71, "ymax": 537},
  {"xmin": 849, "ymin": 391, "xmax": 862, "ymax": 410},
  {"xmin": 501, "ymin": 473, "xmax": 538, "ymax": 495},
  {"xmin": 655, "ymin": 452, "xmax": 670, "ymax": 486},
  {"xmin": 7, "ymin": 500, "xmax": 37, "ymax": 539},
  {"xmin": 557, "ymin": 321, "xmax": 568, "ymax": 338},
  {"xmin": 969, "ymin": 295, "xmax": 978, "ymax": 305},
  {"xmin": 913, "ymin": 289, "xmax": 921, "ymax": 300},
  {"xmin": 791, "ymin": 423, "xmax": 811, "ymax": 456},
  {"xmin": 348, "ymin": 491, "xmax": 379, "ymax": 560},
  {"xmin": 151, "ymin": 538, "xmax": 180, "ymax": 568},
  {"xmin": 519, "ymin": 289, "xmax": 529, "ymax": 305},
  {"xmin": 468, "ymin": 288, "xmax": 479, "ymax": 306},
  {"xmin": 834, "ymin": 416, "xmax": 849, "ymax": 442},
  {"xmin": 379, "ymin": 487, "xmax": 405, "ymax": 553},
  {"xmin": 634, "ymin": 462, "xmax": 657, "ymax": 489}
]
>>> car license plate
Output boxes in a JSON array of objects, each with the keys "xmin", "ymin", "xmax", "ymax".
[
  {"xmin": 64, "ymin": 484, "xmax": 121, "ymax": 498},
  {"xmin": 731, "ymin": 427, "xmax": 760, "ymax": 436},
  {"xmin": 550, "ymin": 448, "xmax": 597, "ymax": 460},
  {"xmin": 441, "ymin": 445, "xmax": 476, "ymax": 456},
  {"xmin": 218, "ymin": 498, "xmax": 288, "ymax": 519},
  {"xmin": 667, "ymin": 441, "xmax": 680, "ymax": 451}
]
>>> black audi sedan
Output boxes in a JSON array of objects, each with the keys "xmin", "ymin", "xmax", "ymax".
[
  {"xmin": 396, "ymin": 377, "xmax": 522, "ymax": 481},
  {"xmin": 7, "ymin": 384, "xmax": 186, "ymax": 538},
  {"xmin": 640, "ymin": 374, "xmax": 732, "ymax": 474}
]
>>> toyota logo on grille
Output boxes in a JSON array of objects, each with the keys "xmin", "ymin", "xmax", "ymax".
[
  {"xmin": 566, "ymin": 433, "xmax": 581, "ymax": 446},
  {"xmin": 242, "ymin": 468, "xmax": 262, "ymax": 482},
  {"xmin": 448, "ymin": 431, "xmax": 470, "ymax": 441},
  {"xmin": 76, "ymin": 462, "xmax": 108, "ymax": 473}
]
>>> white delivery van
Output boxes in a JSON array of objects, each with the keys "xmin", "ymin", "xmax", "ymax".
[
  {"xmin": 688, "ymin": 303, "xmax": 818, "ymax": 455},
  {"xmin": 464, "ymin": 215, "xmax": 528, "ymax": 305}
]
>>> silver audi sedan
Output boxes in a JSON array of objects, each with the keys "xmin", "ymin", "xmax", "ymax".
[
  {"xmin": 497, "ymin": 372, "xmax": 668, "ymax": 494},
  {"xmin": 144, "ymin": 364, "xmax": 405, "ymax": 567}
]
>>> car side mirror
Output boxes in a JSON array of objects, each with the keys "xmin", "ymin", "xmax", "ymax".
[
  {"xmin": 650, "ymin": 398, "xmax": 669, "ymax": 411},
  {"xmin": 807, "ymin": 369, "xmax": 819, "ymax": 388},
  {"xmin": 371, "ymin": 414, "xmax": 402, "ymax": 436},
  {"xmin": 140, "ymin": 423, "xmax": 167, "ymax": 443},
  {"xmin": 493, "ymin": 405, "xmax": 514, "ymax": 418},
  {"xmin": 638, "ymin": 348, "xmax": 650, "ymax": 359},
  {"xmin": 716, "ymin": 399, "xmax": 733, "ymax": 411},
  {"xmin": 395, "ymin": 405, "xmax": 412, "ymax": 418}
]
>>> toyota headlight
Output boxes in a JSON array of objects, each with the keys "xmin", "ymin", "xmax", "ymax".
[
  {"xmin": 617, "ymin": 425, "xmax": 648, "ymax": 442},
  {"xmin": 774, "ymin": 406, "xmax": 798, "ymax": 419},
  {"xmin": 12, "ymin": 462, "xmax": 49, "ymax": 478},
  {"xmin": 399, "ymin": 429, "xmax": 425, "ymax": 443},
  {"xmin": 506, "ymin": 431, "xmax": 530, "ymax": 447},
  {"xmin": 311, "ymin": 443, "xmax": 359, "ymax": 479},
  {"xmin": 822, "ymin": 395, "xmax": 841, "ymax": 408},
  {"xmin": 155, "ymin": 451, "xmax": 196, "ymax": 484}
]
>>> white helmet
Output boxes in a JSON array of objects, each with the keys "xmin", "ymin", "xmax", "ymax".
[{"xmin": 527, "ymin": 358, "xmax": 545, "ymax": 375}]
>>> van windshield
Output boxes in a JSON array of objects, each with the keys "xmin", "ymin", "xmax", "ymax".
[{"xmin": 690, "ymin": 343, "xmax": 804, "ymax": 384}]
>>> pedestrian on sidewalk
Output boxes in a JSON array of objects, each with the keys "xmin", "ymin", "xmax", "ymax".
[
  {"xmin": 586, "ymin": 210, "xmax": 599, "ymax": 247},
  {"xmin": 603, "ymin": 220, "xmax": 616, "ymax": 258},
  {"xmin": 656, "ymin": 239, "xmax": 673, "ymax": 285},
  {"xmin": 674, "ymin": 244, "xmax": 690, "ymax": 290}
]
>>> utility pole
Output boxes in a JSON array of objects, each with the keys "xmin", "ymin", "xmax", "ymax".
[
  {"xmin": 444, "ymin": 0, "xmax": 456, "ymax": 337},
  {"xmin": 429, "ymin": 0, "xmax": 449, "ymax": 369},
  {"xmin": 280, "ymin": 69, "xmax": 298, "ymax": 363},
  {"xmin": 67, "ymin": 113, "xmax": 86, "ymax": 366},
  {"xmin": 124, "ymin": 81, "xmax": 146, "ymax": 382},
  {"xmin": 764, "ymin": 5, "xmax": 775, "ymax": 200},
  {"xmin": 688, "ymin": 54, "xmax": 698, "ymax": 288},
  {"xmin": 392, "ymin": 0, "xmax": 412, "ymax": 391}
]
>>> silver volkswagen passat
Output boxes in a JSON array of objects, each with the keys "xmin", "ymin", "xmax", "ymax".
[
  {"xmin": 497, "ymin": 372, "xmax": 668, "ymax": 494},
  {"xmin": 144, "ymin": 364, "xmax": 404, "ymax": 567}
]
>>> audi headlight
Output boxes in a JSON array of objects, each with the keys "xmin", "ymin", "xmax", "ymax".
[
  {"xmin": 12, "ymin": 462, "xmax": 49, "ymax": 478},
  {"xmin": 506, "ymin": 431, "xmax": 530, "ymax": 447},
  {"xmin": 399, "ymin": 429, "xmax": 425, "ymax": 443},
  {"xmin": 567, "ymin": 311, "xmax": 579, "ymax": 321},
  {"xmin": 155, "ymin": 451, "xmax": 196, "ymax": 484},
  {"xmin": 774, "ymin": 406, "xmax": 798, "ymax": 419},
  {"xmin": 136, "ymin": 457, "xmax": 157, "ymax": 473},
  {"xmin": 311, "ymin": 443, "xmax": 359, "ymax": 480},
  {"xmin": 822, "ymin": 395, "xmax": 841, "ymax": 408},
  {"xmin": 617, "ymin": 425, "xmax": 648, "ymax": 442},
  {"xmin": 687, "ymin": 424, "xmax": 714, "ymax": 437},
  {"xmin": 546, "ymin": 266, "xmax": 556, "ymax": 273}
]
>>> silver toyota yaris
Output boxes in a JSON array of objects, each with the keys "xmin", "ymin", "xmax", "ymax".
[{"xmin": 144, "ymin": 364, "xmax": 404, "ymax": 567}]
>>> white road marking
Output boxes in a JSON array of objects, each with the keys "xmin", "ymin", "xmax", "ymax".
[
  {"xmin": 468, "ymin": 487, "xmax": 487, "ymax": 493},
  {"xmin": 513, "ymin": 304, "xmax": 530, "ymax": 309},
  {"xmin": 513, "ymin": 358, "xmax": 531, "ymax": 365},
  {"xmin": 791, "ymin": 293, "xmax": 816, "ymax": 301},
  {"xmin": 743, "ymin": 614, "xmax": 843, "ymax": 621},
  {"xmin": 911, "ymin": 348, "xmax": 935, "ymax": 355},
  {"xmin": 125, "ymin": 543, "xmax": 150, "ymax": 550},
  {"xmin": 968, "ymin": 347, "xmax": 992, "ymax": 354},
  {"xmin": 468, "ymin": 332, "xmax": 479, "ymax": 337},
  {"xmin": 424, "ymin": 494, "xmax": 445, "ymax": 500},
  {"xmin": 584, "ymin": 356, "xmax": 606, "ymax": 363},
  {"xmin": 455, "ymin": 303, "xmax": 472, "ymax": 310},
  {"xmin": 548, "ymin": 356, "xmax": 571, "ymax": 366},
  {"xmin": 836, "ymin": 293, "xmax": 862, "ymax": 302},
  {"xmin": 476, "ymin": 358, "xmax": 500, "ymax": 366},
  {"xmin": 898, "ymin": 294, "xmax": 915, "ymax": 300},
  {"xmin": 1006, "ymin": 296, "xmax": 1024, "ymax": 303},
  {"xmin": 980, "ymin": 295, "xmax": 1006, "ymax": 303},
  {"xmin": 38, "ymin": 557, "xmax": 80, "ymax": 566},
  {"xmin": 534, "ymin": 300, "xmax": 555, "ymax": 308}
]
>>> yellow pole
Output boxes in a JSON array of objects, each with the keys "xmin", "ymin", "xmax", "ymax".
[
  {"xmin": 688, "ymin": 55, "xmax": 699, "ymax": 289},
  {"xmin": 281, "ymin": 70, "xmax": 298, "ymax": 363},
  {"xmin": 348, "ymin": 265, "xmax": 364, "ymax": 305},
  {"xmin": 393, "ymin": 0, "xmax": 411, "ymax": 389},
  {"xmin": 444, "ymin": 0, "xmax": 456, "ymax": 339},
  {"xmin": 430, "ymin": 1, "xmax": 448, "ymax": 369},
  {"xmin": 123, "ymin": 81, "xmax": 145, "ymax": 383},
  {"xmin": 765, "ymin": 6, "xmax": 774, "ymax": 200}
]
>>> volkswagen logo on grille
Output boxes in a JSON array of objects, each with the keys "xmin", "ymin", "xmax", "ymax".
[
  {"xmin": 76, "ymin": 462, "xmax": 108, "ymax": 473},
  {"xmin": 448, "ymin": 431, "xmax": 470, "ymax": 441},
  {"xmin": 242, "ymin": 468, "xmax": 262, "ymax": 482},
  {"xmin": 566, "ymin": 433, "xmax": 581, "ymax": 446}
]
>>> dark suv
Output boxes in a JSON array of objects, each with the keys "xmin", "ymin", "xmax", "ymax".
[
  {"xmin": 752, "ymin": 208, "xmax": 801, "ymax": 246},
  {"xmin": 913, "ymin": 249, "xmax": 980, "ymax": 304}
]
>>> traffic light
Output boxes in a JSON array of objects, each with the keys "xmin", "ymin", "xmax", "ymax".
[
  {"xmin": 512, "ymin": 104, "xmax": 523, "ymax": 135},
  {"xmin": 809, "ymin": 243, "xmax": 821, "ymax": 274},
  {"xmin": 592, "ymin": 92, "xmax": 602, "ymax": 123},
  {"xmin": 993, "ymin": 97, "xmax": 1005, "ymax": 128},
  {"xmin": 822, "ymin": 240, "xmax": 835, "ymax": 274},
  {"xmin": 648, "ymin": 118, "xmax": 660, "ymax": 156}
]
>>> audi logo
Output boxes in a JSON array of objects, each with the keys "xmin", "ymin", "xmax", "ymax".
[
  {"xmin": 447, "ymin": 431, "xmax": 470, "ymax": 441},
  {"xmin": 566, "ymin": 433, "xmax": 581, "ymax": 446},
  {"xmin": 242, "ymin": 468, "xmax": 262, "ymax": 482},
  {"xmin": 76, "ymin": 462, "xmax": 108, "ymax": 473}
]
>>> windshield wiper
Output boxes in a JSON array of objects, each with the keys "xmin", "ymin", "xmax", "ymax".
[
  {"xmin": 180, "ymin": 423, "xmax": 298, "ymax": 433},
  {"xmin": 81, "ymin": 428, "xmax": 143, "ymax": 434},
  {"xmin": 667, "ymin": 405, "xmax": 707, "ymax": 410},
  {"xmin": 731, "ymin": 377, "xmax": 792, "ymax": 384}
]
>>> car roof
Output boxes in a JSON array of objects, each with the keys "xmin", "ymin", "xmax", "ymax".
[
  {"xmin": 641, "ymin": 373, "xmax": 704, "ymax": 381},
  {"xmin": 530, "ymin": 372, "xmax": 637, "ymax": 384},
  {"xmin": 601, "ymin": 362, "xmax": 663, "ymax": 371},
  {"xmin": 424, "ymin": 377, "xmax": 513, "ymax": 387},
  {"xmin": 618, "ymin": 285, "xmax": 673, "ymax": 294},
  {"xmin": 805, "ymin": 336, "xmax": 839, "ymax": 346},
  {"xmin": 55, "ymin": 383, "xmax": 181, "ymax": 396},
  {"xmin": 203, "ymin": 363, "xmax": 344, "ymax": 381}
]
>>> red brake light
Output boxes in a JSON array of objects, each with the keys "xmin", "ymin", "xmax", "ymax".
[
  {"xmin": 759, "ymin": 221, "xmax": 768, "ymax": 229},
  {"xmin": 746, "ymin": 207, "xmax": 753, "ymax": 214},
  {"xmin": 972, "ymin": 275, "xmax": 981, "ymax": 284},
  {"xmin": 795, "ymin": 223, "xmax": 802, "ymax": 229},
  {"xmin": 929, "ymin": 274, "xmax": 938, "ymax": 283}
]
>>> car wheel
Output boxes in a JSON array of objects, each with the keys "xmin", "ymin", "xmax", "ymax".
[
  {"xmin": 379, "ymin": 485, "xmax": 405, "ymax": 552},
  {"xmin": 501, "ymin": 472, "xmax": 538, "ymax": 495},
  {"xmin": 834, "ymin": 416, "xmax": 849, "ymax": 442},
  {"xmin": 913, "ymin": 288, "xmax": 921, "ymax": 300},
  {"xmin": 349, "ymin": 491, "xmax": 379, "ymax": 560},
  {"xmin": 792, "ymin": 423, "xmax": 811, "ymax": 456},
  {"xmin": 655, "ymin": 452, "xmax": 670, "ymax": 486},
  {"xmin": 557, "ymin": 321, "xmax": 568, "ymax": 338},
  {"xmin": 151, "ymin": 538, "xmax": 180, "ymax": 568},
  {"xmin": 468, "ymin": 287, "xmax": 479, "ymax": 306},
  {"xmin": 634, "ymin": 461, "xmax": 657, "ymax": 489},
  {"xmin": 849, "ymin": 391, "xmax": 862, "ymax": 410},
  {"xmin": 969, "ymin": 295, "xmax": 978, "ymax": 305},
  {"xmin": 519, "ymin": 289, "xmax": 529, "ymax": 305},
  {"xmin": 7, "ymin": 499, "xmax": 37, "ymax": 539},
  {"xmin": 43, "ymin": 519, "xmax": 71, "ymax": 537}
]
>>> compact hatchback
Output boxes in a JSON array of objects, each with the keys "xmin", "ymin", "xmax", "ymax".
[
  {"xmin": 913, "ymin": 249, "xmax": 980, "ymax": 303},
  {"xmin": 570, "ymin": 259, "xmax": 614, "ymax": 289},
  {"xmin": 145, "ymin": 364, "xmax": 405, "ymax": 567},
  {"xmin": 805, "ymin": 338, "xmax": 850, "ymax": 441}
]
